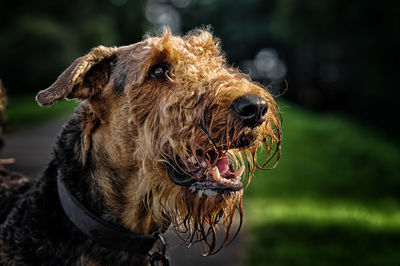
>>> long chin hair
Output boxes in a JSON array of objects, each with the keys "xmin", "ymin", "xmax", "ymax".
[{"xmin": 165, "ymin": 188, "xmax": 243, "ymax": 255}]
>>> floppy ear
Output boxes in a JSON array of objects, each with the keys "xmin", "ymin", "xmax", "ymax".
[{"xmin": 36, "ymin": 46, "xmax": 118, "ymax": 106}]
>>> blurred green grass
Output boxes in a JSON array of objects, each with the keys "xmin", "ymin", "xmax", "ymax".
[
  {"xmin": 245, "ymin": 101, "xmax": 400, "ymax": 266},
  {"xmin": 4, "ymin": 95, "xmax": 78, "ymax": 132}
]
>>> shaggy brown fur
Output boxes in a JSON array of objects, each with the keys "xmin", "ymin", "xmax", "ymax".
[{"xmin": 0, "ymin": 28, "xmax": 281, "ymax": 265}]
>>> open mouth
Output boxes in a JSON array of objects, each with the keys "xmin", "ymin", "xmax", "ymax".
[{"xmin": 167, "ymin": 151, "xmax": 245, "ymax": 193}]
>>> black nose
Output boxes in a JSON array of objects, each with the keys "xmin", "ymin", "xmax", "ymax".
[{"xmin": 231, "ymin": 94, "xmax": 268, "ymax": 128}]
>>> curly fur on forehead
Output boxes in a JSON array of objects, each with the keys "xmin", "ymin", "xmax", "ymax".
[{"xmin": 149, "ymin": 28, "xmax": 222, "ymax": 59}]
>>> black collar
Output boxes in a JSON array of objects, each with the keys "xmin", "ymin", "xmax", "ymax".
[{"xmin": 57, "ymin": 175, "xmax": 161, "ymax": 254}]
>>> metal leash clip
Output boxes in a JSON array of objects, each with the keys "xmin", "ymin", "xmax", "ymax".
[{"xmin": 148, "ymin": 234, "xmax": 169, "ymax": 266}]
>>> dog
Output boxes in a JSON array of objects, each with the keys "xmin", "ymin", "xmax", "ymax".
[{"xmin": 0, "ymin": 28, "xmax": 281, "ymax": 265}]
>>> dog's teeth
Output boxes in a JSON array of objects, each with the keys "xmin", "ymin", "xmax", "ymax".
[
  {"xmin": 212, "ymin": 166, "xmax": 221, "ymax": 181},
  {"xmin": 236, "ymin": 165, "xmax": 245, "ymax": 178}
]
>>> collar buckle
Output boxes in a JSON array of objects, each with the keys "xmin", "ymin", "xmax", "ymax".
[{"xmin": 148, "ymin": 234, "xmax": 169, "ymax": 266}]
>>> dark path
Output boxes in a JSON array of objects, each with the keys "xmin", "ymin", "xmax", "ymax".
[{"xmin": 1, "ymin": 117, "xmax": 247, "ymax": 266}]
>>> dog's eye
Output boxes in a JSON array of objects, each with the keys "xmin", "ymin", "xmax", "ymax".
[{"xmin": 148, "ymin": 63, "xmax": 169, "ymax": 80}]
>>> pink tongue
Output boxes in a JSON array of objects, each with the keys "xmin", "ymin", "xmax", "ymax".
[{"xmin": 216, "ymin": 156, "xmax": 230, "ymax": 175}]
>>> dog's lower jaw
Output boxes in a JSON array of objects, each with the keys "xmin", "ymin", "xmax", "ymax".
[{"xmin": 118, "ymin": 163, "xmax": 244, "ymax": 255}]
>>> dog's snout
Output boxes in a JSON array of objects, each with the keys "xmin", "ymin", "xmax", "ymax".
[{"xmin": 231, "ymin": 94, "xmax": 268, "ymax": 128}]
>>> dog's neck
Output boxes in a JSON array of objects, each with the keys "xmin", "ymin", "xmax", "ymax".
[{"xmin": 56, "ymin": 106, "xmax": 161, "ymax": 235}]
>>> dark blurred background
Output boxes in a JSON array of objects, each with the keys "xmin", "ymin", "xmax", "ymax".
[{"xmin": 1, "ymin": 1, "xmax": 400, "ymax": 265}]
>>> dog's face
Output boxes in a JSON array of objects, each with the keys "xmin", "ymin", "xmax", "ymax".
[{"xmin": 36, "ymin": 29, "xmax": 281, "ymax": 254}]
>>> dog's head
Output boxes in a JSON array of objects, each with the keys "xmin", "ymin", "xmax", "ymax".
[{"xmin": 36, "ymin": 28, "xmax": 281, "ymax": 254}]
